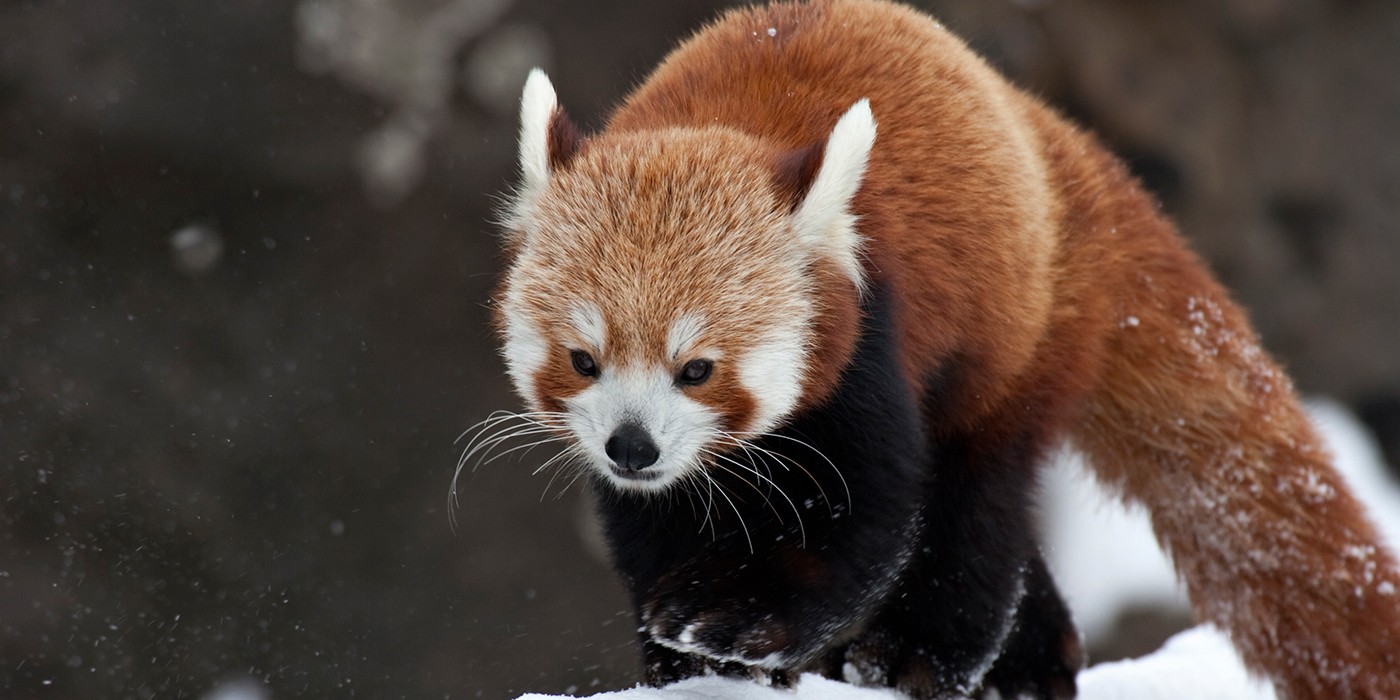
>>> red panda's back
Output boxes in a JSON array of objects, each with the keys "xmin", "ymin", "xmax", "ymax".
[{"xmin": 609, "ymin": 0, "xmax": 1065, "ymax": 423}]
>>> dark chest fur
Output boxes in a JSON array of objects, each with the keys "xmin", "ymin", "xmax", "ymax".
[{"xmin": 594, "ymin": 283, "xmax": 1084, "ymax": 698}]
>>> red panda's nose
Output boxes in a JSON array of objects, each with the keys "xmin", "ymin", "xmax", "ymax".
[{"xmin": 605, "ymin": 422, "xmax": 660, "ymax": 471}]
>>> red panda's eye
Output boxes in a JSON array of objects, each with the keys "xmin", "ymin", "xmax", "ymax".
[
  {"xmin": 571, "ymin": 350, "xmax": 598, "ymax": 378},
  {"xmin": 677, "ymin": 359, "xmax": 713, "ymax": 386}
]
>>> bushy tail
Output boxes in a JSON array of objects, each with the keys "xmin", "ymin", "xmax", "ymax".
[{"xmin": 1069, "ymin": 242, "xmax": 1400, "ymax": 698}]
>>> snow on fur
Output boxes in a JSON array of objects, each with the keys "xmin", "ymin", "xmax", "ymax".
[{"xmin": 1042, "ymin": 398, "xmax": 1400, "ymax": 642}]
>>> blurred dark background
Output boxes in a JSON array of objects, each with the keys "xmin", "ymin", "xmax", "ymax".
[{"xmin": 2, "ymin": 0, "xmax": 1398, "ymax": 698}]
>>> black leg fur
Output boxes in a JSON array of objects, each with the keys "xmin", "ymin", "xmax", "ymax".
[
  {"xmin": 832, "ymin": 428, "xmax": 1054, "ymax": 699},
  {"xmin": 981, "ymin": 554, "xmax": 1084, "ymax": 699},
  {"xmin": 599, "ymin": 282, "xmax": 928, "ymax": 680}
]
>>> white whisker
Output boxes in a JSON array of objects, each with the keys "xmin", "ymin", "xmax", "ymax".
[
  {"xmin": 700, "ymin": 465, "xmax": 753, "ymax": 554},
  {"xmin": 540, "ymin": 446, "xmax": 587, "ymax": 500},
  {"xmin": 717, "ymin": 433, "xmax": 834, "ymax": 519},
  {"xmin": 703, "ymin": 447, "xmax": 806, "ymax": 548},
  {"xmin": 729, "ymin": 430, "xmax": 850, "ymax": 513},
  {"xmin": 532, "ymin": 443, "xmax": 584, "ymax": 476},
  {"xmin": 449, "ymin": 410, "xmax": 573, "ymax": 532},
  {"xmin": 551, "ymin": 451, "xmax": 592, "ymax": 500},
  {"xmin": 482, "ymin": 433, "xmax": 571, "ymax": 467}
]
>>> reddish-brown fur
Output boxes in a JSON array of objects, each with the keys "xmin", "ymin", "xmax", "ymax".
[
  {"xmin": 595, "ymin": 1, "xmax": 1400, "ymax": 696},
  {"xmin": 513, "ymin": 127, "xmax": 816, "ymax": 415}
]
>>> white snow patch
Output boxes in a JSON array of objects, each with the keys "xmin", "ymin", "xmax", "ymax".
[
  {"xmin": 1039, "ymin": 445, "xmax": 1189, "ymax": 640},
  {"xmin": 1076, "ymin": 625, "xmax": 1275, "ymax": 700}
]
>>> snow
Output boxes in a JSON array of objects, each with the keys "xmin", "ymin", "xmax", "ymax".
[
  {"xmin": 518, "ymin": 672, "xmax": 897, "ymax": 700},
  {"xmin": 513, "ymin": 400, "xmax": 1400, "ymax": 700},
  {"xmin": 1075, "ymin": 626, "xmax": 1275, "ymax": 700},
  {"xmin": 1039, "ymin": 445, "xmax": 1189, "ymax": 640}
]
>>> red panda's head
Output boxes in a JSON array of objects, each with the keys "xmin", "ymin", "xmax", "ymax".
[{"xmin": 495, "ymin": 70, "xmax": 874, "ymax": 492}]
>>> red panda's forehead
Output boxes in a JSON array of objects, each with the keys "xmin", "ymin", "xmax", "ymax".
[
  {"xmin": 524, "ymin": 238, "xmax": 808, "ymax": 369},
  {"xmin": 522, "ymin": 130, "xmax": 811, "ymax": 367},
  {"xmin": 542, "ymin": 128, "xmax": 788, "ymax": 252}
]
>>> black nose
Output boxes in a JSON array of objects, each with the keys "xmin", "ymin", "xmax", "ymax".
[{"xmin": 605, "ymin": 423, "xmax": 660, "ymax": 471}]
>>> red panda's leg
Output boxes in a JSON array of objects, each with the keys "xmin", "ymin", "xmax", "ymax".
[
  {"xmin": 840, "ymin": 555, "xmax": 1081, "ymax": 700},
  {"xmin": 602, "ymin": 280, "xmax": 930, "ymax": 679},
  {"xmin": 834, "ymin": 422, "xmax": 1078, "ymax": 699},
  {"xmin": 1071, "ymin": 264, "xmax": 1400, "ymax": 699},
  {"xmin": 981, "ymin": 553, "xmax": 1084, "ymax": 699}
]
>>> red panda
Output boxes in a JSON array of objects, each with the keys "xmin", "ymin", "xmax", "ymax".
[{"xmin": 483, "ymin": 0, "xmax": 1400, "ymax": 697}]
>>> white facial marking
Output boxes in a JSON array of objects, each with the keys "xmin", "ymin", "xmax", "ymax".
[
  {"xmin": 739, "ymin": 316, "xmax": 810, "ymax": 435},
  {"xmin": 569, "ymin": 302, "xmax": 607, "ymax": 352},
  {"xmin": 499, "ymin": 287, "xmax": 549, "ymax": 408},
  {"xmin": 565, "ymin": 364, "xmax": 719, "ymax": 492},
  {"xmin": 792, "ymin": 98, "xmax": 875, "ymax": 291},
  {"xmin": 666, "ymin": 313, "xmax": 707, "ymax": 361}
]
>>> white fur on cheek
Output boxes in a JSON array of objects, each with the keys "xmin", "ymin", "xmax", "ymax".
[
  {"xmin": 564, "ymin": 366, "xmax": 719, "ymax": 492},
  {"xmin": 500, "ymin": 311, "xmax": 549, "ymax": 410},
  {"xmin": 498, "ymin": 263, "xmax": 553, "ymax": 409},
  {"xmin": 792, "ymin": 98, "xmax": 875, "ymax": 291},
  {"xmin": 739, "ymin": 318, "xmax": 809, "ymax": 435}
]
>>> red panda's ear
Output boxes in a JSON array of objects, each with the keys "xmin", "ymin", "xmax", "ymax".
[
  {"xmin": 546, "ymin": 106, "xmax": 585, "ymax": 174},
  {"xmin": 790, "ymin": 99, "xmax": 876, "ymax": 292},
  {"xmin": 515, "ymin": 69, "xmax": 586, "ymax": 207},
  {"xmin": 772, "ymin": 142, "xmax": 825, "ymax": 214}
]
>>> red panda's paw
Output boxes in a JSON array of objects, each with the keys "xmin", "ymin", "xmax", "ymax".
[
  {"xmin": 979, "ymin": 555, "xmax": 1082, "ymax": 699},
  {"xmin": 642, "ymin": 596, "xmax": 796, "ymax": 669},
  {"xmin": 640, "ymin": 635, "xmax": 768, "ymax": 687},
  {"xmin": 889, "ymin": 650, "xmax": 975, "ymax": 700},
  {"xmin": 977, "ymin": 623, "xmax": 1080, "ymax": 700},
  {"xmin": 836, "ymin": 623, "xmax": 897, "ymax": 687},
  {"xmin": 839, "ymin": 628, "xmax": 982, "ymax": 700}
]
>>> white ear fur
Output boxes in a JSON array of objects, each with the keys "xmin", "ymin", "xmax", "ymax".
[
  {"xmin": 516, "ymin": 68, "xmax": 558, "ymax": 211},
  {"xmin": 792, "ymin": 99, "xmax": 876, "ymax": 291}
]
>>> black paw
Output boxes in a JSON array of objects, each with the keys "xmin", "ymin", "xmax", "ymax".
[
  {"xmin": 643, "ymin": 595, "xmax": 795, "ymax": 668},
  {"xmin": 834, "ymin": 627, "xmax": 967, "ymax": 700},
  {"xmin": 642, "ymin": 636, "xmax": 753, "ymax": 687},
  {"xmin": 980, "ymin": 557, "xmax": 1083, "ymax": 699},
  {"xmin": 979, "ymin": 627, "xmax": 1081, "ymax": 700}
]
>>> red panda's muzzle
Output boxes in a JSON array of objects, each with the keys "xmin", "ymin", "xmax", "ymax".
[{"xmin": 606, "ymin": 421, "xmax": 661, "ymax": 473}]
